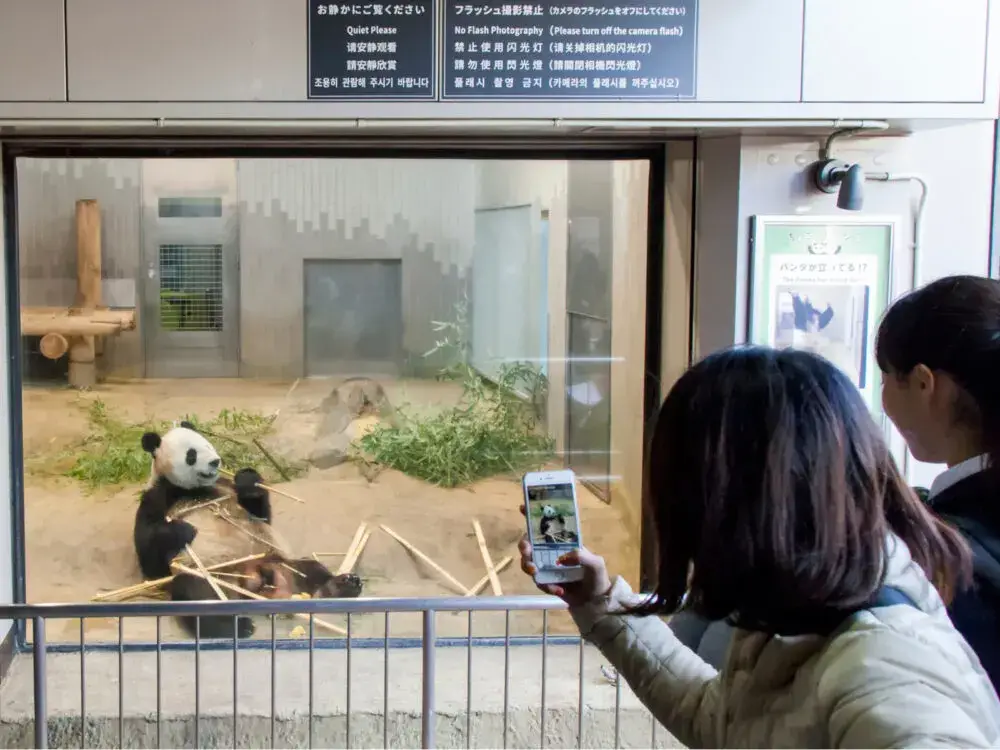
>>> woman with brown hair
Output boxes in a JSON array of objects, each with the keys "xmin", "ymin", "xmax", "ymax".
[
  {"xmin": 877, "ymin": 274, "xmax": 1000, "ymax": 690},
  {"xmin": 520, "ymin": 347, "xmax": 1000, "ymax": 748}
]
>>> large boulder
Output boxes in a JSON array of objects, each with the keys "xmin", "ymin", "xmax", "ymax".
[{"xmin": 317, "ymin": 377, "xmax": 391, "ymax": 438}]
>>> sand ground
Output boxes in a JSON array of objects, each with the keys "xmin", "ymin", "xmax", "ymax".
[{"xmin": 20, "ymin": 378, "xmax": 636, "ymax": 645}]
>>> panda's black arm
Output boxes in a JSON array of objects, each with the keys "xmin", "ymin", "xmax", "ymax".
[
  {"xmin": 135, "ymin": 484, "xmax": 197, "ymax": 578},
  {"xmin": 233, "ymin": 468, "xmax": 271, "ymax": 523}
]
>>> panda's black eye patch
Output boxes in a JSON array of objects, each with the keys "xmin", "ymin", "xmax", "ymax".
[{"xmin": 185, "ymin": 448, "xmax": 197, "ymax": 466}]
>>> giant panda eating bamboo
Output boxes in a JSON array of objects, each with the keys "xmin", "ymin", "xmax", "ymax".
[{"xmin": 133, "ymin": 422, "xmax": 362, "ymax": 639}]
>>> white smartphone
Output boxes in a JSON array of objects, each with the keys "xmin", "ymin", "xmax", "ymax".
[{"xmin": 522, "ymin": 469, "xmax": 585, "ymax": 585}]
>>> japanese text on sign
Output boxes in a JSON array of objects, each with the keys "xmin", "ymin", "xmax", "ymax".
[
  {"xmin": 443, "ymin": 0, "xmax": 696, "ymax": 98},
  {"xmin": 308, "ymin": 0, "xmax": 436, "ymax": 99}
]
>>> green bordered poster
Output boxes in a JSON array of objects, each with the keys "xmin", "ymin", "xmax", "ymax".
[{"xmin": 749, "ymin": 215, "xmax": 899, "ymax": 416}]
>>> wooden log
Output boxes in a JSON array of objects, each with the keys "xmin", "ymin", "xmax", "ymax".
[
  {"xmin": 75, "ymin": 200, "xmax": 102, "ymax": 309},
  {"xmin": 91, "ymin": 553, "xmax": 267, "ymax": 601},
  {"xmin": 467, "ymin": 556, "xmax": 513, "ymax": 597},
  {"xmin": 71, "ymin": 199, "xmax": 102, "ymax": 389},
  {"xmin": 472, "ymin": 520, "xmax": 502, "ymax": 596},
  {"xmin": 172, "ymin": 563, "xmax": 348, "ymax": 636},
  {"xmin": 380, "ymin": 524, "xmax": 472, "ymax": 596},
  {"xmin": 21, "ymin": 317, "xmax": 122, "ymax": 337},
  {"xmin": 39, "ymin": 332, "xmax": 69, "ymax": 360}
]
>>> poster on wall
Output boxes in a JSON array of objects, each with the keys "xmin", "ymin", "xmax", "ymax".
[{"xmin": 749, "ymin": 216, "xmax": 898, "ymax": 415}]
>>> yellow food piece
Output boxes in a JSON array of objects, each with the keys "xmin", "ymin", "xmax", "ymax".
[{"xmin": 289, "ymin": 625, "xmax": 306, "ymax": 638}]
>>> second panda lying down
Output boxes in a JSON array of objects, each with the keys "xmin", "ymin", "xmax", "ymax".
[{"xmin": 133, "ymin": 422, "xmax": 362, "ymax": 639}]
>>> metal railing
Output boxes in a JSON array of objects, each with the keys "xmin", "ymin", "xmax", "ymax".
[{"xmin": 0, "ymin": 596, "xmax": 663, "ymax": 750}]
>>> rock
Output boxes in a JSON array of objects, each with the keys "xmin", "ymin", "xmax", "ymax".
[
  {"xmin": 308, "ymin": 432, "xmax": 354, "ymax": 469},
  {"xmin": 317, "ymin": 377, "xmax": 392, "ymax": 438}
]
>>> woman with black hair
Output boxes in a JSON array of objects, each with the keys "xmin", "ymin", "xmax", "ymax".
[
  {"xmin": 877, "ymin": 274, "xmax": 1000, "ymax": 690},
  {"xmin": 519, "ymin": 347, "xmax": 1000, "ymax": 748}
]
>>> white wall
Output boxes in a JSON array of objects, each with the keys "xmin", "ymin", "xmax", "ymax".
[
  {"xmin": 0, "ymin": 144, "xmax": 13, "ymax": 642},
  {"xmin": 693, "ymin": 121, "xmax": 998, "ymax": 488},
  {"xmin": 1, "ymin": 0, "xmax": 998, "ymax": 120}
]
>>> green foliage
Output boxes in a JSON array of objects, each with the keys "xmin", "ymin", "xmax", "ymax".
[
  {"xmin": 48, "ymin": 400, "xmax": 304, "ymax": 490},
  {"xmin": 355, "ymin": 299, "xmax": 554, "ymax": 487}
]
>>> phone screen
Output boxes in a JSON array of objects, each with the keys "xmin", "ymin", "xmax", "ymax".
[{"xmin": 525, "ymin": 482, "xmax": 580, "ymax": 570}]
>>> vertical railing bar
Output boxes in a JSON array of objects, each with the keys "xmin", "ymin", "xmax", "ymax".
[
  {"xmin": 155, "ymin": 617, "xmax": 162, "ymax": 750},
  {"xmin": 32, "ymin": 617, "xmax": 48, "ymax": 750},
  {"xmin": 421, "ymin": 609, "xmax": 436, "ymax": 750},
  {"xmin": 195, "ymin": 617, "xmax": 201, "ymax": 750},
  {"xmin": 270, "ymin": 614, "xmax": 277, "ymax": 750},
  {"xmin": 308, "ymin": 614, "xmax": 315, "ymax": 750},
  {"xmin": 383, "ymin": 612, "xmax": 390, "ymax": 750},
  {"xmin": 118, "ymin": 617, "xmax": 124, "ymax": 750},
  {"xmin": 650, "ymin": 713, "xmax": 658, "ymax": 748},
  {"xmin": 80, "ymin": 617, "xmax": 86, "ymax": 750},
  {"xmin": 576, "ymin": 638, "xmax": 585, "ymax": 749},
  {"xmin": 346, "ymin": 613, "xmax": 352, "ymax": 749},
  {"xmin": 614, "ymin": 670, "xmax": 622, "ymax": 749},
  {"xmin": 540, "ymin": 611, "xmax": 547, "ymax": 749},
  {"xmin": 465, "ymin": 610, "xmax": 472, "ymax": 750},
  {"xmin": 502, "ymin": 610, "xmax": 510, "ymax": 750},
  {"xmin": 233, "ymin": 616, "xmax": 238, "ymax": 749}
]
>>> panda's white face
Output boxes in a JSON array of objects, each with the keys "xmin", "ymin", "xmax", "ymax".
[
  {"xmin": 147, "ymin": 426, "xmax": 221, "ymax": 490},
  {"xmin": 542, "ymin": 505, "xmax": 558, "ymax": 519}
]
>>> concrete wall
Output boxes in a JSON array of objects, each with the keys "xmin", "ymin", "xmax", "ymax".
[
  {"xmin": 0, "ymin": 0, "xmax": 998, "ymax": 120},
  {"xmin": 238, "ymin": 159, "xmax": 477, "ymax": 379},
  {"xmin": 16, "ymin": 159, "xmax": 144, "ymax": 378},
  {"xmin": 692, "ymin": 122, "xmax": 999, "ymax": 488}
]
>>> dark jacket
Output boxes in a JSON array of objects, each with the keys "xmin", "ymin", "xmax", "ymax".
[{"xmin": 922, "ymin": 472, "xmax": 1000, "ymax": 692}]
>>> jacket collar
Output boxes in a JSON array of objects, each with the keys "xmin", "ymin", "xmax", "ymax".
[{"xmin": 929, "ymin": 454, "xmax": 989, "ymax": 500}]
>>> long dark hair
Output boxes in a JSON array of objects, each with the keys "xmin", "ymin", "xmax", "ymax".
[
  {"xmin": 875, "ymin": 274, "xmax": 1000, "ymax": 484},
  {"xmin": 636, "ymin": 347, "xmax": 971, "ymax": 634}
]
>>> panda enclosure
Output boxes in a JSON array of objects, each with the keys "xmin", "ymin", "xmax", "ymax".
[{"xmin": 14, "ymin": 156, "xmax": 650, "ymax": 645}]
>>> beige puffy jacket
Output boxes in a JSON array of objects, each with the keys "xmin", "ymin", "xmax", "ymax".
[{"xmin": 571, "ymin": 537, "xmax": 1000, "ymax": 748}]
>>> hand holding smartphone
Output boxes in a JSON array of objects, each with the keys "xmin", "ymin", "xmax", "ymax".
[{"xmin": 522, "ymin": 469, "xmax": 585, "ymax": 585}]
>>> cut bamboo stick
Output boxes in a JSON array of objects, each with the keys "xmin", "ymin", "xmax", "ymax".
[
  {"xmin": 472, "ymin": 520, "xmax": 502, "ymax": 596},
  {"xmin": 338, "ymin": 529, "xmax": 371, "ymax": 575},
  {"xmin": 172, "ymin": 563, "xmax": 347, "ymax": 636},
  {"xmin": 380, "ymin": 524, "xmax": 471, "ymax": 596},
  {"xmin": 214, "ymin": 508, "xmax": 290, "ymax": 555},
  {"xmin": 92, "ymin": 553, "xmax": 267, "ymax": 601},
  {"xmin": 467, "ymin": 556, "xmax": 513, "ymax": 597},
  {"xmin": 218, "ymin": 467, "xmax": 306, "ymax": 503},
  {"xmin": 313, "ymin": 552, "xmax": 347, "ymax": 557},
  {"xmin": 184, "ymin": 545, "xmax": 227, "ymax": 601},
  {"xmin": 336, "ymin": 523, "xmax": 367, "ymax": 575}
]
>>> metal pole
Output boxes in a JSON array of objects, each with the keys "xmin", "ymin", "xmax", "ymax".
[
  {"xmin": 32, "ymin": 617, "xmax": 48, "ymax": 749},
  {"xmin": 421, "ymin": 610, "xmax": 436, "ymax": 749}
]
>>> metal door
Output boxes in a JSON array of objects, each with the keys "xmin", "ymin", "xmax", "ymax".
[
  {"xmin": 141, "ymin": 159, "xmax": 240, "ymax": 378},
  {"xmin": 304, "ymin": 259, "xmax": 404, "ymax": 377}
]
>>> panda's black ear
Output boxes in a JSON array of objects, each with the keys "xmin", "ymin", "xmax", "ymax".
[
  {"xmin": 179, "ymin": 420, "xmax": 197, "ymax": 432},
  {"xmin": 141, "ymin": 432, "xmax": 162, "ymax": 454}
]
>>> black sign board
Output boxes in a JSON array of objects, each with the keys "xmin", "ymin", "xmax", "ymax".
[
  {"xmin": 308, "ymin": 0, "xmax": 437, "ymax": 99},
  {"xmin": 442, "ymin": 0, "xmax": 696, "ymax": 100}
]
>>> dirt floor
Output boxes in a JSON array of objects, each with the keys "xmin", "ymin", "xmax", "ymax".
[{"xmin": 20, "ymin": 378, "xmax": 637, "ymax": 645}]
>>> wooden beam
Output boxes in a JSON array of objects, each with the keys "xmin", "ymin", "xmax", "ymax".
[{"xmin": 71, "ymin": 199, "xmax": 102, "ymax": 388}]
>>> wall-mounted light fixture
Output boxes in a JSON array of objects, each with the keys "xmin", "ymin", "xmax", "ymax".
[{"xmin": 812, "ymin": 159, "xmax": 865, "ymax": 210}]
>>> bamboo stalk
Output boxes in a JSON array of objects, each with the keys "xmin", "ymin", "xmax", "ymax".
[
  {"xmin": 281, "ymin": 562, "xmax": 306, "ymax": 579},
  {"xmin": 172, "ymin": 563, "xmax": 347, "ymax": 636},
  {"xmin": 472, "ymin": 520, "xmax": 502, "ymax": 596},
  {"xmin": 218, "ymin": 467, "xmax": 306, "ymax": 503},
  {"xmin": 92, "ymin": 553, "xmax": 267, "ymax": 601},
  {"xmin": 380, "ymin": 524, "xmax": 472, "ymax": 596},
  {"xmin": 214, "ymin": 508, "xmax": 290, "ymax": 555},
  {"xmin": 338, "ymin": 529, "xmax": 371, "ymax": 575},
  {"xmin": 337, "ymin": 524, "xmax": 368, "ymax": 575},
  {"xmin": 184, "ymin": 545, "xmax": 227, "ymax": 601},
  {"xmin": 313, "ymin": 552, "xmax": 347, "ymax": 557},
  {"xmin": 467, "ymin": 556, "xmax": 513, "ymax": 597}
]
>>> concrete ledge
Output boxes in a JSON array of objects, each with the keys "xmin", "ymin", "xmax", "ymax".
[{"xmin": 0, "ymin": 644, "xmax": 683, "ymax": 748}]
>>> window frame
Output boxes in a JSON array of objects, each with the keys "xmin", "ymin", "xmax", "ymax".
[{"xmin": 2, "ymin": 136, "xmax": 672, "ymax": 651}]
